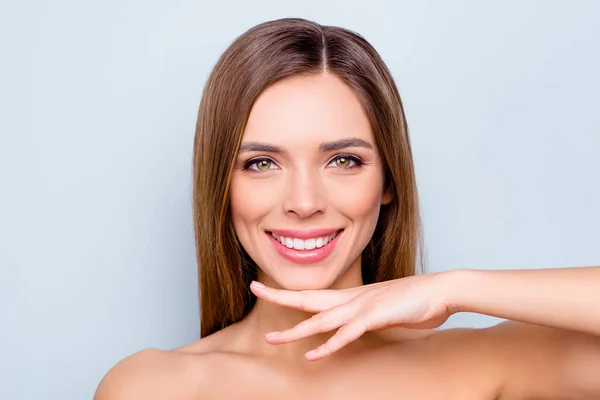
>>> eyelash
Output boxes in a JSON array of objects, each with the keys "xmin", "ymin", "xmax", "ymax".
[{"xmin": 242, "ymin": 154, "xmax": 365, "ymax": 172}]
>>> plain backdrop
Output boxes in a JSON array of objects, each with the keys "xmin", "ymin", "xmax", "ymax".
[{"xmin": 1, "ymin": 1, "xmax": 598, "ymax": 399}]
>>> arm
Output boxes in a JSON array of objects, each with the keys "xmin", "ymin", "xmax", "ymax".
[
  {"xmin": 248, "ymin": 266, "xmax": 600, "ymax": 355},
  {"xmin": 447, "ymin": 266, "xmax": 600, "ymax": 336},
  {"xmin": 250, "ymin": 266, "xmax": 600, "ymax": 397}
]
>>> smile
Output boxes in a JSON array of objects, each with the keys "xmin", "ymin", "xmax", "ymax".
[
  {"xmin": 270, "ymin": 230, "xmax": 341, "ymax": 250},
  {"xmin": 265, "ymin": 229, "xmax": 344, "ymax": 264}
]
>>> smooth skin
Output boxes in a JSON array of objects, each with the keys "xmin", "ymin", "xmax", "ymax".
[{"xmin": 95, "ymin": 73, "xmax": 600, "ymax": 399}]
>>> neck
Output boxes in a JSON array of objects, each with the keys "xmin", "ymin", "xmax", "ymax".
[{"xmin": 240, "ymin": 258, "xmax": 364, "ymax": 363}]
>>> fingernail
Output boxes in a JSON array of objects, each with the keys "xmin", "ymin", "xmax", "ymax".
[
  {"xmin": 265, "ymin": 331, "xmax": 280, "ymax": 339},
  {"xmin": 251, "ymin": 281, "xmax": 266, "ymax": 289},
  {"xmin": 305, "ymin": 349, "xmax": 317, "ymax": 359}
]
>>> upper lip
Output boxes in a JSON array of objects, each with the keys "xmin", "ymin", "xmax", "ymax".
[{"xmin": 267, "ymin": 228, "xmax": 342, "ymax": 239}]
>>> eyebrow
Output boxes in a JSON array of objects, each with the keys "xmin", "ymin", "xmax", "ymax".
[
  {"xmin": 238, "ymin": 137, "xmax": 374, "ymax": 154},
  {"xmin": 319, "ymin": 138, "xmax": 373, "ymax": 152}
]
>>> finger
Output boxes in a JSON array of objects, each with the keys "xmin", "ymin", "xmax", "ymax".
[
  {"xmin": 250, "ymin": 281, "xmax": 356, "ymax": 313},
  {"xmin": 304, "ymin": 317, "xmax": 369, "ymax": 361},
  {"xmin": 265, "ymin": 302, "xmax": 357, "ymax": 344},
  {"xmin": 249, "ymin": 280, "xmax": 392, "ymax": 311}
]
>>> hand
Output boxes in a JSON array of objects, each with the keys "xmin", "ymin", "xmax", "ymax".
[{"xmin": 249, "ymin": 272, "xmax": 457, "ymax": 361}]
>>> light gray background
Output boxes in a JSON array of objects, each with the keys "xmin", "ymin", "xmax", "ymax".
[{"xmin": 1, "ymin": 1, "xmax": 598, "ymax": 399}]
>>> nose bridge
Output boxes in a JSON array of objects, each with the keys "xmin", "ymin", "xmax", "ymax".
[{"xmin": 283, "ymin": 162, "xmax": 325, "ymax": 218}]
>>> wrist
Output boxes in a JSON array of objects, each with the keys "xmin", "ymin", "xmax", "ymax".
[{"xmin": 439, "ymin": 268, "xmax": 480, "ymax": 315}]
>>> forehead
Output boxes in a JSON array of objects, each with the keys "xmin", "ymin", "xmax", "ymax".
[{"xmin": 242, "ymin": 73, "xmax": 374, "ymax": 144}]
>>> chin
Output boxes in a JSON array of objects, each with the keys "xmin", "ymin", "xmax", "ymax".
[
  {"xmin": 259, "ymin": 254, "xmax": 362, "ymax": 291},
  {"xmin": 265, "ymin": 266, "xmax": 341, "ymax": 291}
]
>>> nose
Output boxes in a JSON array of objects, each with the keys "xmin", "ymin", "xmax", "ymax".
[{"xmin": 282, "ymin": 166, "xmax": 326, "ymax": 219}]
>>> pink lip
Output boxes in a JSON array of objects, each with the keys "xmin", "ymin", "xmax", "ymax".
[{"xmin": 266, "ymin": 230, "xmax": 343, "ymax": 264}]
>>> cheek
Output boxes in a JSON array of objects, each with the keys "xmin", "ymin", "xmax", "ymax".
[
  {"xmin": 230, "ymin": 175, "xmax": 279, "ymax": 233},
  {"xmin": 229, "ymin": 174, "xmax": 283, "ymax": 273},
  {"xmin": 328, "ymin": 172, "xmax": 384, "ymax": 221}
]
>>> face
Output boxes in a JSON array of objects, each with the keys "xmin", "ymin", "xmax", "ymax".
[{"xmin": 230, "ymin": 73, "xmax": 391, "ymax": 290}]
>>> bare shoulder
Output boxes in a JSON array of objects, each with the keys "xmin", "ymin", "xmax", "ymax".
[
  {"xmin": 94, "ymin": 328, "xmax": 239, "ymax": 400},
  {"xmin": 483, "ymin": 319, "xmax": 600, "ymax": 358},
  {"xmin": 476, "ymin": 321, "xmax": 600, "ymax": 399},
  {"xmin": 427, "ymin": 319, "xmax": 597, "ymax": 352},
  {"xmin": 391, "ymin": 322, "xmax": 599, "ymax": 398},
  {"xmin": 94, "ymin": 348, "xmax": 176, "ymax": 399},
  {"xmin": 93, "ymin": 347, "xmax": 213, "ymax": 400}
]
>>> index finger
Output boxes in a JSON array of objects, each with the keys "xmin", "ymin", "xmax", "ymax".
[{"xmin": 250, "ymin": 281, "xmax": 355, "ymax": 313}]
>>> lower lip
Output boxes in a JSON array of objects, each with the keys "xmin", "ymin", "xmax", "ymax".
[{"xmin": 266, "ymin": 231, "xmax": 343, "ymax": 264}]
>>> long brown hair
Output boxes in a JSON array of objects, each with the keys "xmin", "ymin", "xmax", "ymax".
[{"xmin": 193, "ymin": 17, "xmax": 424, "ymax": 337}]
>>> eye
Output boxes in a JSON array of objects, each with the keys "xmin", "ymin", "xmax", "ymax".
[
  {"xmin": 243, "ymin": 157, "xmax": 278, "ymax": 172},
  {"xmin": 327, "ymin": 154, "xmax": 364, "ymax": 169}
]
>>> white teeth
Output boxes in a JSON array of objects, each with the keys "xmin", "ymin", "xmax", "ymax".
[
  {"xmin": 293, "ymin": 238, "xmax": 304, "ymax": 250},
  {"xmin": 271, "ymin": 231, "xmax": 340, "ymax": 251}
]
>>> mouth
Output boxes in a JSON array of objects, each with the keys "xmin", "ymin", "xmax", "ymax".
[
  {"xmin": 265, "ymin": 229, "xmax": 344, "ymax": 264},
  {"xmin": 269, "ymin": 229, "xmax": 342, "ymax": 250}
]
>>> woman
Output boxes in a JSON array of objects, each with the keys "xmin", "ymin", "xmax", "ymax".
[{"xmin": 95, "ymin": 17, "xmax": 600, "ymax": 399}]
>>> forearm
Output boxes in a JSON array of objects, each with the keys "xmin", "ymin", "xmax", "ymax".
[{"xmin": 446, "ymin": 266, "xmax": 600, "ymax": 336}]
